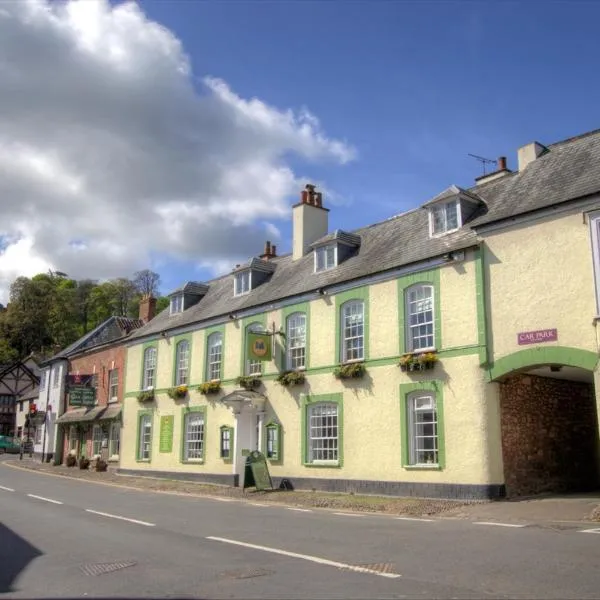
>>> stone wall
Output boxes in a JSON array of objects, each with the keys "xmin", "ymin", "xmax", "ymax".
[{"xmin": 500, "ymin": 373, "xmax": 599, "ymax": 497}]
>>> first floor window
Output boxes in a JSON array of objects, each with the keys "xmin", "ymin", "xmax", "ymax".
[
  {"xmin": 142, "ymin": 346, "xmax": 157, "ymax": 390},
  {"xmin": 175, "ymin": 339, "xmax": 190, "ymax": 386},
  {"xmin": 406, "ymin": 284, "xmax": 435, "ymax": 351},
  {"xmin": 286, "ymin": 312, "xmax": 306, "ymax": 370},
  {"xmin": 407, "ymin": 392, "xmax": 438, "ymax": 466},
  {"xmin": 183, "ymin": 412, "xmax": 205, "ymax": 461},
  {"xmin": 207, "ymin": 332, "xmax": 223, "ymax": 381},
  {"xmin": 307, "ymin": 403, "xmax": 338, "ymax": 463},
  {"xmin": 246, "ymin": 322, "xmax": 263, "ymax": 376},
  {"xmin": 108, "ymin": 369, "xmax": 119, "ymax": 401},
  {"xmin": 341, "ymin": 300, "xmax": 364, "ymax": 362},
  {"xmin": 92, "ymin": 425, "xmax": 102, "ymax": 456},
  {"xmin": 266, "ymin": 422, "xmax": 280, "ymax": 461},
  {"xmin": 138, "ymin": 414, "xmax": 152, "ymax": 460},
  {"xmin": 220, "ymin": 426, "xmax": 232, "ymax": 459},
  {"xmin": 109, "ymin": 422, "xmax": 120, "ymax": 457}
]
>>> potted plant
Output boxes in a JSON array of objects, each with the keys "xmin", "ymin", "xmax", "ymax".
[
  {"xmin": 276, "ymin": 370, "xmax": 306, "ymax": 387},
  {"xmin": 236, "ymin": 375, "xmax": 261, "ymax": 390},
  {"xmin": 95, "ymin": 458, "xmax": 108, "ymax": 472},
  {"xmin": 198, "ymin": 380, "xmax": 222, "ymax": 395},
  {"xmin": 65, "ymin": 454, "xmax": 77, "ymax": 467},
  {"xmin": 417, "ymin": 352, "xmax": 438, "ymax": 370},
  {"xmin": 167, "ymin": 384, "xmax": 188, "ymax": 400},
  {"xmin": 78, "ymin": 456, "xmax": 90, "ymax": 470},
  {"xmin": 333, "ymin": 362, "xmax": 366, "ymax": 380},
  {"xmin": 137, "ymin": 389, "xmax": 155, "ymax": 402}
]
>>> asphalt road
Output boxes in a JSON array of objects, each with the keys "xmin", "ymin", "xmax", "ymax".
[{"xmin": 1, "ymin": 462, "xmax": 599, "ymax": 599}]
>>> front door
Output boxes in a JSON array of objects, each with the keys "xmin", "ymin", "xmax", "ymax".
[{"xmin": 234, "ymin": 407, "xmax": 264, "ymax": 485}]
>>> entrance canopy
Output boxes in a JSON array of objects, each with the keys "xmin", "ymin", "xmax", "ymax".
[
  {"xmin": 220, "ymin": 390, "xmax": 267, "ymax": 413},
  {"xmin": 56, "ymin": 405, "xmax": 121, "ymax": 424}
]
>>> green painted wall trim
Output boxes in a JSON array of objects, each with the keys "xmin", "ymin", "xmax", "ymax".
[
  {"xmin": 301, "ymin": 392, "xmax": 344, "ymax": 468},
  {"xmin": 334, "ymin": 286, "xmax": 370, "ymax": 364},
  {"xmin": 399, "ymin": 380, "xmax": 445, "ymax": 470},
  {"xmin": 264, "ymin": 420, "xmax": 282, "ymax": 463},
  {"xmin": 219, "ymin": 425, "xmax": 234, "ymax": 461},
  {"xmin": 281, "ymin": 301, "xmax": 311, "ymax": 371},
  {"xmin": 397, "ymin": 268, "xmax": 441, "ymax": 355},
  {"xmin": 474, "ymin": 245, "xmax": 488, "ymax": 367},
  {"xmin": 136, "ymin": 408, "xmax": 154, "ymax": 462},
  {"xmin": 139, "ymin": 341, "xmax": 158, "ymax": 391},
  {"xmin": 171, "ymin": 333, "xmax": 193, "ymax": 387},
  {"xmin": 204, "ymin": 324, "xmax": 225, "ymax": 382},
  {"xmin": 240, "ymin": 314, "xmax": 268, "ymax": 376},
  {"xmin": 180, "ymin": 406, "xmax": 207, "ymax": 463},
  {"xmin": 489, "ymin": 346, "xmax": 599, "ymax": 381}
]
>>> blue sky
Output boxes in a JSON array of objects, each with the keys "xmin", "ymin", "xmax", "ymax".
[{"xmin": 137, "ymin": 0, "xmax": 600, "ymax": 294}]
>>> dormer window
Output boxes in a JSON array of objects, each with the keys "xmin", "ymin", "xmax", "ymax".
[
  {"xmin": 170, "ymin": 294, "xmax": 184, "ymax": 315},
  {"xmin": 234, "ymin": 270, "xmax": 251, "ymax": 296},
  {"xmin": 430, "ymin": 200, "xmax": 460, "ymax": 236},
  {"xmin": 315, "ymin": 244, "xmax": 336, "ymax": 273}
]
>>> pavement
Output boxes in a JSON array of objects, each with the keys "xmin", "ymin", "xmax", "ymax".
[{"xmin": 1, "ymin": 458, "xmax": 600, "ymax": 599}]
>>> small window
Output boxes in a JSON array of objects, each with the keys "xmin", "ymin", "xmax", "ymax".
[
  {"xmin": 406, "ymin": 284, "xmax": 435, "ymax": 351},
  {"xmin": 142, "ymin": 347, "xmax": 157, "ymax": 390},
  {"xmin": 170, "ymin": 294, "xmax": 184, "ymax": 315},
  {"xmin": 138, "ymin": 414, "xmax": 152, "ymax": 460},
  {"xmin": 407, "ymin": 392, "xmax": 438, "ymax": 466},
  {"xmin": 175, "ymin": 340, "xmax": 190, "ymax": 386},
  {"xmin": 206, "ymin": 332, "xmax": 223, "ymax": 381},
  {"xmin": 220, "ymin": 425, "xmax": 233, "ymax": 459},
  {"xmin": 430, "ymin": 201, "xmax": 459, "ymax": 235},
  {"xmin": 183, "ymin": 411, "xmax": 205, "ymax": 461},
  {"xmin": 108, "ymin": 369, "xmax": 119, "ymax": 402},
  {"xmin": 341, "ymin": 300, "xmax": 364, "ymax": 362},
  {"xmin": 286, "ymin": 312, "xmax": 306, "ymax": 370},
  {"xmin": 52, "ymin": 365, "xmax": 61, "ymax": 388},
  {"xmin": 92, "ymin": 424, "xmax": 103, "ymax": 456},
  {"xmin": 307, "ymin": 403, "xmax": 338, "ymax": 464},
  {"xmin": 314, "ymin": 245, "xmax": 336, "ymax": 273},
  {"xmin": 234, "ymin": 271, "xmax": 251, "ymax": 296},
  {"xmin": 109, "ymin": 421, "xmax": 120, "ymax": 458},
  {"xmin": 245, "ymin": 322, "xmax": 263, "ymax": 376},
  {"xmin": 19, "ymin": 402, "xmax": 23, "ymax": 413},
  {"xmin": 265, "ymin": 422, "xmax": 281, "ymax": 461}
]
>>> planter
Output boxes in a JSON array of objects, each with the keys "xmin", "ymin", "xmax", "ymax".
[
  {"xmin": 399, "ymin": 352, "xmax": 438, "ymax": 372},
  {"xmin": 236, "ymin": 376, "xmax": 261, "ymax": 390},
  {"xmin": 198, "ymin": 381, "xmax": 222, "ymax": 395},
  {"xmin": 65, "ymin": 454, "xmax": 77, "ymax": 467},
  {"xmin": 167, "ymin": 385, "xmax": 188, "ymax": 400},
  {"xmin": 333, "ymin": 362, "xmax": 366, "ymax": 380},
  {"xmin": 276, "ymin": 370, "xmax": 306, "ymax": 387},
  {"xmin": 137, "ymin": 390, "xmax": 155, "ymax": 403},
  {"xmin": 78, "ymin": 457, "xmax": 90, "ymax": 470},
  {"xmin": 95, "ymin": 458, "xmax": 108, "ymax": 472}
]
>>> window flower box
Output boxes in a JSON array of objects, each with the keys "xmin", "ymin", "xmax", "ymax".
[
  {"xmin": 333, "ymin": 362, "xmax": 366, "ymax": 380},
  {"xmin": 198, "ymin": 380, "xmax": 222, "ymax": 395},
  {"xmin": 399, "ymin": 352, "xmax": 438, "ymax": 372},
  {"xmin": 276, "ymin": 370, "xmax": 306, "ymax": 387},
  {"xmin": 137, "ymin": 389, "xmax": 155, "ymax": 403},
  {"xmin": 236, "ymin": 375, "xmax": 261, "ymax": 390},
  {"xmin": 167, "ymin": 385, "xmax": 188, "ymax": 400}
]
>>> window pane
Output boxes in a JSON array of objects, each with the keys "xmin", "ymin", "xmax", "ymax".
[
  {"xmin": 207, "ymin": 332, "xmax": 223, "ymax": 381},
  {"xmin": 109, "ymin": 422, "xmax": 120, "ymax": 457},
  {"xmin": 139, "ymin": 415, "xmax": 152, "ymax": 460},
  {"xmin": 143, "ymin": 347, "xmax": 157, "ymax": 389},
  {"xmin": 220, "ymin": 428, "xmax": 231, "ymax": 458},
  {"xmin": 287, "ymin": 313, "xmax": 306, "ymax": 370},
  {"xmin": 184, "ymin": 413, "xmax": 204, "ymax": 460},
  {"xmin": 342, "ymin": 301, "xmax": 364, "ymax": 362},
  {"xmin": 92, "ymin": 425, "xmax": 102, "ymax": 456},
  {"xmin": 175, "ymin": 340, "xmax": 190, "ymax": 385},
  {"xmin": 445, "ymin": 201, "xmax": 458, "ymax": 230},
  {"xmin": 308, "ymin": 403, "xmax": 338, "ymax": 462},
  {"xmin": 409, "ymin": 394, "xmax": 438, "ymax": 465},
  {"xmin": 407, "ymin": 285, "xmax": 434, "ymax": 350},
  {"xmin": 109, "ymin": 369, "xmax": 119, "ymax": 400}
]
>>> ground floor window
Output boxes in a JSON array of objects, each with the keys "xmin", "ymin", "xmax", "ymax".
[
  {"xmin": 109, "ymin": 422, "xmax": 120, "ymax": 458},
  {"xmin": 407, "ymin": 392, "xmax": 438, "ymax": 466},
  {"xmin": 306, "ymin": 399, "xmax": 341, "ymax": 464},
  {"xmin": 183, "ymin": 411, "xmax": 205, "ymax": 461},
  {"xmin": 265, "ymin": 422, "xmax": 281, "ymax": 461},
  {"xmin": 34, "ymin": 427, "xmax": 42, "ymax": 444},
  {"xmin": 92, "ymin": 424, "xmax": 103, "ymax": 456},
  {"xmin": 138, "ymin": 413, "xmax": 153, "ymax": 461},
  {"xmin": 69, "ymin": 427, "xmax": 78, "ymax": 453},
  {"xmin": 220, "ymin": 425, "xmax": 232, "ymax": 459}
]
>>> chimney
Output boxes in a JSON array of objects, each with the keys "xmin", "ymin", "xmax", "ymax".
[
  {"xmin": 517, "ymin": 141, "xmax": 548, "ymax": 172},
  {"xmin": 260, "ymin": 240, "xmax": 277, "ymax": 260},
  {"xmin": 474, "ymin": 156, "xmax": 512, "ymax": 185},
  {"xmin": 138, "ymin": 294, "xmax": 157, "ymax": 324},
  {"xmin": 292, "ymin": 184, "xmax": 329, "ymax": 260}
]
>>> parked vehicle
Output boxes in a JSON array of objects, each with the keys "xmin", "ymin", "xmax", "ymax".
[{"xmin": 0, "ymin": 435, "xmax": 21, "ymax": 454}]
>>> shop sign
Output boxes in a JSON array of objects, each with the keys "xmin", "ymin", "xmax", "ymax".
[{"xmin": 517, "ymin": 328, "xmax": 558, "ymax": 345}]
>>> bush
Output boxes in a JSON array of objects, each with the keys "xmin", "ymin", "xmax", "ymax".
[
  {"xmin": 65, "ymin": 454, "xmax": 77, "ymax": 467},
  {"xmin": 95, "ymin": 459, "xmax": 108, "ymax": 472},
  {"xmin": 78, "ymin": 457, "xmax": 90, "ymax": 470}
]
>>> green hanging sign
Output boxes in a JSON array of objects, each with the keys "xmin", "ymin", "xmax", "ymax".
[{"xmin": 246, "ymin": 332, "xmax": 272, "ymax": 362}]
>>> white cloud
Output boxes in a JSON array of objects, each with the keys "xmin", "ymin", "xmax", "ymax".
[{"xmin": 0, "ymin": 0, "xmax": 355, "ymax": 302}]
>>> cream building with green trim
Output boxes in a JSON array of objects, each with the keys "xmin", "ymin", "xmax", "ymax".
[{"xmin": 119, "ymin": 130, "xmax": 600, "ymax": 499}]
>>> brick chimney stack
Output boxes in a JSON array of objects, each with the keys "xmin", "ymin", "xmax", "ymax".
[
  {"xmin": 292, "ymin": 184, "xmax": 329, "ymax": 260},
  {"xmin": 139, "ymin": 294, "xmax": 157, "ymax": 323},
  {"xmin": 260, "ymin": 240, "xmax": 277, "ymax": 260}
]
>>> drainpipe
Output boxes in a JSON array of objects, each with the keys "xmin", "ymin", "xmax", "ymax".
[{"xmin": 40, "ymin": 365, "xmax": 52, "ymax": 463}]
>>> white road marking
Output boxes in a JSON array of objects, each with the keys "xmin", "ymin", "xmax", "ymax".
[
  {"xmin": 206, "ymin": 536, "xmax": 401, "ymax": 579},
  {"xmin": 211, "ymin": 497, "xmax": 234, "ymax": 502},
  {"xmin": 395, "ymin": 516, "xmax": 435, "ymax": 522},
  {"xmin": 0, "ymin": 485, "xmax": 15, "ymax": 492},
  {"xmin": 473, "ymin": 521, "xmax": 526, "ymax": 528},
  {"xmin": 85, "ymin": 509, "xmax": 155, "ymax": 527},
  {"xmin": 27, "ymin": 494, "xmax": 63, "ymax": 505},
  {"xmin": 249, "ymin": 502, "xmax": 269, "ymax": 507},
  {"xmin": 579, "ymin": 527, "xmax": 600, "ymax": 534},
  {"xmin": 287, "ymin": 507, "xmax": 313, "ymax": 512},
  {"xmin": 333, "ymin": 512, "xmax": 365, "ymax": 517}
]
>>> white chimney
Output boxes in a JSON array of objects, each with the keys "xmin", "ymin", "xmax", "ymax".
[
  {"xmin": 517, "ymin": 142, "xmax": 547, "ymax": 172},
  {"xmin": 292, "ymin": 184, "xmax": 329, "ymax": 260}
]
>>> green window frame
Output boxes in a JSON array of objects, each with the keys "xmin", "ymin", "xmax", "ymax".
[
  {"xmin": 301, "ymin": 393, "xmax": 343, "ymax": 468},
  {"xmin": 219, "ymin": 425, "xmax": 233, "ymax": 460},
  {"xmin": 399, "ymin": 381, "xmax": 445, "ymax": 470},
  {"xmin": 397, "ymin": 270, "xmax": 441, "ymax": 355},
  {"xmin": 136, "ymin": 409, "xmax": 154, "ymax": 462},
  {"xmin": 140, "ymin": 342, "xmax": 158, "ymax": 391},
  {"xmin": 205, "ymin": 325, "xmax": 225, "ymax": 382},
  {"xmin": 334, "ymin": 287, "xmax": 369, "ymax": 364},
  {"xmin": 264, "ymin": 421, "xmax": 281, "ymax": 462},
  {"xmin": 180, "ymin": 407, "xmax": 207, "ymax": 463},
  {"xmin": 172, "ymin": 335, "xmax": 192, "ymax": 387}
]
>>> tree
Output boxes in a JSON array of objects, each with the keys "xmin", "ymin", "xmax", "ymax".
[{"xmin": 133, "ymin": 269, "xmax": 161, "ymax": 297}]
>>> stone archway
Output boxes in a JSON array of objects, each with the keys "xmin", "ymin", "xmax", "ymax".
[{"xmin": 491, "ymin": 346, "xmax": 600, "ymax": 497}]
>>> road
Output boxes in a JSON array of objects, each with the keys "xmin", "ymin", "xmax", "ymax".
[{"xmin": 1, "ymin": 462, "xmax": 599, "ymax": 599}]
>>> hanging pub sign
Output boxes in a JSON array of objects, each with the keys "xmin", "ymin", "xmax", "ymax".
[
  {"xmin": 69, "ymin": 386, "xmax": 96, "ymax": 407},
  {"xmin": 67, "ymin": 373, "xmax": 95, "ymax": 388},
  {"xmin": 247, "ymin": 332, "xmax": 272, "ymax": 362}
]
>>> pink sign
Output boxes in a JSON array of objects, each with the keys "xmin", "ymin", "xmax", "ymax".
[{"xmin": 517, "ymin": 328, "xmax": 558, "ymax": 345}]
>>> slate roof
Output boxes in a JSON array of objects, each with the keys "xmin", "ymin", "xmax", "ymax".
[
  {"xmin": 310, "ymin": 229, "xmax": 362, "ymax": 248},
  {"xmin": 127, "ymin": 127, "xmax": 600, "ymax": 342},
  {"xmin": 168, "ymin": 281, "xmax": 210, "ymax": 297}
]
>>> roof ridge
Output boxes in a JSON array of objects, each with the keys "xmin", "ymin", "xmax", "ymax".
[{"xmin": 548, "ymin": 127, "xmax": 600, "ymax": 148}]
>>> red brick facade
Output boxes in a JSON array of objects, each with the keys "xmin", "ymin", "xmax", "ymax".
[{"xmin": 500, "ymin": 374, "xmax": 600, "ymax": 497}]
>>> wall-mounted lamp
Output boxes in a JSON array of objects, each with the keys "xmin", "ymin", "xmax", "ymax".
[
  {"xmin": 228, "ymin": 313, "xmax": 238, "ymax": 320},
  {"xmin": 160, "ymin": 331, "xmax": 167, "ymax": 338},
  {"xmin": 317, "ymin": 288, "xmax": 328, "ymax": 296}
]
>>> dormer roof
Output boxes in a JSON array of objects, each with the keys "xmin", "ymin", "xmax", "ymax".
[
  {"xmin": 422, "ymin": 185, "xmax": 484, "ymax": 208},
  {"xmin": 310, "ymin": 229, "xmax": 362, "ymax": 248},
  {"xmin": 233, "ymin": 257, "xmax": 277, "ymax": 275},
  {"xmin": 168, "ymin": 281, "xmax": 210, "ymax": 297}
]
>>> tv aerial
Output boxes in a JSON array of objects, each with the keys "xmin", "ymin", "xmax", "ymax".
[{"xmin": 468, "ymin": 153, "xmax": 497, "ymax": 176}]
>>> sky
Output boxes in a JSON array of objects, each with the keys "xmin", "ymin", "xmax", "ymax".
[{"xmin": 1, "ymin": 0, "xmax": 599, "ymax": 303}]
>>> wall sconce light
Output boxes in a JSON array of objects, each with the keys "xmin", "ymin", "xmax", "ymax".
[
  {"xmin": 160, "ymin": 331, "xmax": 167, "ymax": 338},
  {"xmin": 228, "ymin": 313, "xmax": 238, "ymax": 320},
  {"xmin": 317, "ymin": 288, "xmax": 327, "ymax": 296}
]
